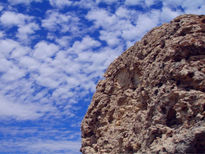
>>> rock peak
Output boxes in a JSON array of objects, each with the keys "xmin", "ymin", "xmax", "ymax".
[{"xmin": 81, "ymin": 14, "xmax": 205, "ymax": 154}]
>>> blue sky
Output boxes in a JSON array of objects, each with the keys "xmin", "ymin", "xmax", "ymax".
[{"xmin": 0, "ymin": 0, "xmax": 204, "ymax": 153}]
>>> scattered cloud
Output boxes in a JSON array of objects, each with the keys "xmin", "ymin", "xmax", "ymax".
[
  {"xmin": 42, "ymin": 10, "xmax": 81, "ymax": 34},
  {"xmin": 0, "ymin": 138, "xmax": 81, "ymax": 154},
  {"xmin": 86, "ymin": 9, "xmax": 118, "ymax": 29},
  {"xmin": 99, "ymin": 30, "xmax": 120, "ymax": 47},
  {"xmin": 49, "ymin": 0, "xmax": 72, "ymax": 8},
  {"xmin": 96, "ymin": 0, "xmax": 118, "ymax": 4},
  {"xmin": 0, "ymin": 31, "xmax": 4, "ymax": 38},
  {"xmin": 0, "ymin": 125, "xmax": 81, "ymax": 153},
  {"xmin": 33, "ymin": 41, "xmax": 59, "ymax": 59},
  {"xmin": 0, "ymin": 11, "xmax": 31, "ymax": 26},
  {"xmin": 8, "ymin": 0, "xmax": 42, "ymax": 5},
  {"xmin": 28, "ymin": 140, "xmax": 81, "ymax": 153},
  {"xmin": 125, "ymin": 0, "xmax": 143, "ymax": 6},
  {"xmin": 144, "ymin": 0, "xmax": 155, "ymax": 7},
  {"xmin": 55, "ymin": 36, "xmax": 72, "ymax": 48},
  {"xmin": 70, "ymin": 36, "xmax": 101, "ymax": 52},
  {"xmin": 162, "ymin": 0, "xmax": 205, "ymax": 14},
  {"xmin": 0, "ymin": 5, "xmax": 3, "ymax": 11},
  {"xmin": 0, "ymin": 94, "xmax": 55, "ymax": 120},
  {"xmin": 160, "ymin": 7, "xmax": 182, "ymax": 22},
  {"xmin": 17, "ymin": 22, "xmax": 39, "ymax": 42},
  {"xmin": 135, "ymin": 10, "xmax": 160, "ymax": 37}
]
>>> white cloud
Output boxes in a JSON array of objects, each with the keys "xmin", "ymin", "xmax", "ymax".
[
  {"xmin": 86, "ymin": 9, "xmax": 117, "ymax": 29},
  {"xmin": 135, "ymin": 10, "xmax": 160, "ymax": 38},
  {"xmin": 125, "ymin": 0, "xmax": 156, "ymax": 7},
  {"xmin": 0, "ymin": 38, "xmax": 30, "ymax": 59},
  {"xmin": 162, "ymin": 0, "xmax": 205, "ymax": 14},
  {"xmin": 0, "ymin": 39, "xmax": 19, "ymax": 56},
  {"xmin": 0, "ymin": 139, "xmax": 81, "ymax": 154},
  {"xmin": 1, "ymin": 65, "xmax": 25, "ymax": 81},
  {"xmin": 72, "ymin": 0, "xmax": 96, "ymax": 9},
  {"xmin": 33, "ymin": 41, "xmax": 59, "ymax": 59},
  {"xmin": 87, "ymin": 8, "xmax": 140, "ymax": 44},
  {"xmin": 115, "ymin": 7, "xmax": 132, "ymax": 18},
  {"xmin": 71, "ymin": 36, "xmax": 101, "ymax": 52},
  {"xmin": 96, "ymin": 0, "xmax": 118, "ymax": 4},
  {"xmin": 0, "ymin": 125, "xmax": 81, "ymax": 153},
  {"xmin": 17, "ymin": 22, "xmax": 39, "ymax": 42},
  {"xmin": 19, "ymin": 56, "xmax": 41, "ymax": 71},
  {"xmin": 55, "ymin": 36, "xmax": 72, "ymax": 47},
  {"xmin": 182, "ymin": 0, "xmax": 204, "ymax": 10},
  {"xmin": 34, "ymin": 63, "xmax": 62, "ymax": 88},
  {"xmin": 122, "ymin": 24, "xmax": 138, "ymax": 40},
  {"xmin": 0, "ymin": 11, "xmax": 31, "ymax": 26},
  {"xmin": 35, "ymin": 75, "xmax": 60, "ymax": 88},
  {"xmin": 28, "ymin": 140, "xmax": 81, "ymax": 153},
  {"xmin": 0, "ymin": 94, "xmax": 55, "ymax": 120},
  {"xmin": 52, "ymin": 86, "xmax": 74, "ymax": 99},
  {"xmin": 125, "ymin": 0, "xmax": 143, "ymax": 6},
  {"xmin": 144, "ymin": 0, "xmax": 155, "ymax": 7},
  {"xmin": 0, "ymin": 11, "xmax": 38, "ymax": 43},
  {"xmin": 160, "ymin": 7, "xmax": 182, "ymax": 22},
  {"xmin": 87, "ymin": 7, "xmax": 150, "ymax": 47},
  {"xmin": 11, "ymin": 46, "xmax": 30, "ymax": 58},
  {"xmin": 0, "ymin": 31, "xmax": 4, "ymax": 38},
  {"xmin": 0, "ymin": 126, "xmax": 75, "ymax": 139},
  {"xmin": 8, "ymin": 0, "xmax": 42, "ymax": 5},
  {"xmin": 162, "ymin": 0, "xmax": 183, "ymax": 8},
  {"xmin": 124, "ymin": 0, "xmax": 155, "ymax": 7},
  {"xmin": 182, "ymin": 0, "xmax": 205, "ymax": 14},
  {"xmin": 49, "ymin": 0, "xmax": 72, "ymax": 8},
  {"xmin": 42, "ymin": 11, "xmax": 80, "ymax": 34},
  {"xmin": 0, "ymin": 58, "xmax": 12, "ymax": 72},
  {"xmin": 99, "ymin": 30, "xmax": 120, "ymax": 46},
  {"xmin": 0, "ymin": 5, "xmax": 3, "ymax": 11}
]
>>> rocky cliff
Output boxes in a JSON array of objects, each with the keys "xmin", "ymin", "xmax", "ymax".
[{"xmin": 81, "ymin": 14, "xmax": 205, "ymax": 154}]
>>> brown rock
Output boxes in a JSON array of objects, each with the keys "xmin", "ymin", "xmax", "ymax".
[{"xmin": 81, "ymin": 14, "xmax": 205, "ymax": 154}]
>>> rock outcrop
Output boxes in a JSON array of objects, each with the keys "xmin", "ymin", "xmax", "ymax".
[{"xmin": 81, "ymin": 14, "xmax": 205, "ymax": 154}]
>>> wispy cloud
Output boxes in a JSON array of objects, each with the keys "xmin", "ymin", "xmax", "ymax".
[
  {"xmin": 8, "ymin": 0, "xmax": 42, "ymax": 5},
  {"xmin": 42, "ymin": 10, "xmax": 81, "ymax": 34},
  {"xmin": 0, "ymin": 139, "xmax": 81, "ymax": 154},
  {"xmin": 125, "ymin": 0, "xmax": 143, "ymax": 6},
  {"xmin": 49, "ymin": 0, "xmax": 72, "ymax": 8},
  {"xmin": 0, "ymin": 94, "xmax": 55, "ymax": 120},
  {"xmin": 0, "ymin": 126, "xmax": 81, "ymax": 153},
  {"xmin": 28, "ymin": 140, "xmax": 81, "ymax": 154}
]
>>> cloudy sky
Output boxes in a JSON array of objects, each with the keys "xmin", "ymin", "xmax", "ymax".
[{"xmin": 0, "ymin": 0, "xmax": 204, "ymax": 153}]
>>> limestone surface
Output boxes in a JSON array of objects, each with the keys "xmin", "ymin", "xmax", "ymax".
[{"xmin": 81, "ymin": 14, "xmax": 205, "ymax": 154}]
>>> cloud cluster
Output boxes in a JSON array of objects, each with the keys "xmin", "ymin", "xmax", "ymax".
[
  {"xmin": 0, "ymin": 11, "xmax": 39, "ymax": 42},
  {"xmin": 0, "ymin": 126, "xmax": 81, "ymax": 153},
  {"xmin": 0, "ymin": 94, "xmax": 55, "ymax": 120},
  {"xmin": 8, "ymin": 0, "xmax": 42, "ymax": 5},
  {"xmin": 49, "ymin": 0, "xmax": 72, "ymax": 8},
  {"xmin": 0, "ymin": 139, "xmax": 81, "ymax": 154},
  {"xmin": 42, "ymin": 10, "xmax": 80, "ymax": 34}
]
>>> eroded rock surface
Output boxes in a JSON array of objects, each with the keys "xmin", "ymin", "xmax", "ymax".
[{"xmin": 81, "ymin": 14, "xmax": 205, "ymax": 154}]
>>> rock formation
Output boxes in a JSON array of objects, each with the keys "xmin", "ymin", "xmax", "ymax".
[{"xmin": 81, "ymin": 14, "xmax": 205, "ymax": 154}]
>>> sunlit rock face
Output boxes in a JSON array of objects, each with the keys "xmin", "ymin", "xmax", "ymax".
[{"xmin": 81, "ymin": 14, "xmax": 205, "ymax": 154}]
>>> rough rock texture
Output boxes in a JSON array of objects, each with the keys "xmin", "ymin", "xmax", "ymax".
[{"xmin": 81, "ymin": 14, "xmax": 205, "ymax": 154}]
